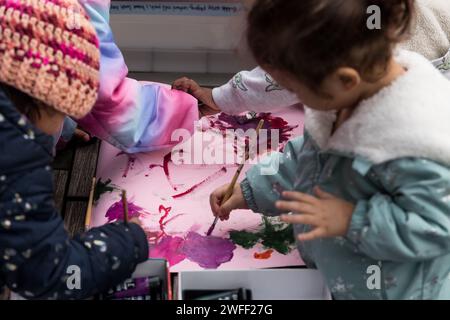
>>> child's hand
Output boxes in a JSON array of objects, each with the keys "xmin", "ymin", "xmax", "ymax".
[
  {"xmin": 129, "ymin": 217, "xmax": 156, "ymax": 239},
  {"xmin": 172, "ymin": 77, "xmax": 221, "ymax": 116},
  {"xmin": 210, "ymin": 184, "xmax": 249, "ymax": 221},
  {"xmin": 276, "ymin": 187, "xmax": 355, "ymax": 241},
  {"xmin": 129, "ymin": 217, "xmax": 142, "ymax": 226}
]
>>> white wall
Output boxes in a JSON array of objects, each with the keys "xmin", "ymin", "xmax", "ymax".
[{"xmin": 110, "ymin": 11, "xmax": 255, "ymax": 74}]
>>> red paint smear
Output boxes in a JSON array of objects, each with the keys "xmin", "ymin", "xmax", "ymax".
[
  {"xmin": 163, "ymin": 153, "xmax": 171, "ymax": 181},
  {"xmin": 158, "ymin": 205, "xmax": 171, "ymax": 238},
  {"xmin": 148, "ymin": 205, "xmax": 187, "ymax": 267},
  {"xmin": 172, "ymin": 167, "xmax": 227, "ymax": 199},
  {"xmin": 163, "ymin": 214, "xmax": 185, "ymax": 227},
  {"xmin": 123, "ymin": 157, "xmax": 136, "ymax": 178},
  {"xmin": 163, "ymin": 153, "xmax": 178, "ymax": 190},
  {"xmin": 147, "ymin": 114, "xmax": 296, "ymax": 192},
  {"xmin": 147, "ymin": 164, "xmax": 162, "ymax": 177},
  {"xmin": 116, "ymin": 151, "xmax": 136, "ymax": 178},
  {"xmin": 207, "ymin": 113, "xmax": 298, "ymax": 152},
  {"xmin": 138, "ymin": 206, "xmax": 184, "ymax": 244},
  {"xmin": 148, "ymin": 153, "xmax": 178, "ymax": 190},
  {"xmin": 254, "ymin": 249, "xmax": 274, "ymax": 260}
]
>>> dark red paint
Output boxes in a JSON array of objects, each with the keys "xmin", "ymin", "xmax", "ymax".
[{"xmin": 172, "ymin": 167, "xmax": 227, "ymax": 199}]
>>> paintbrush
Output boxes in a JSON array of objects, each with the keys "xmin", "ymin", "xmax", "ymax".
[
  {"xmin": 206, "ymin": 119, "xmax": 265, "ymax": 236},
  {"xmin": 84, "ymin": 177, "xmax": 96, "ymax": 231},
  {"xmin": 121, "ymin": 189, "xmax": 129, "ymax": 225}
]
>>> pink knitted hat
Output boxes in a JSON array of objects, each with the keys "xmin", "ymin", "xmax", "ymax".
[{"xmin": 0, "ymin": 0, "xmax": 100, "ymax": 119}]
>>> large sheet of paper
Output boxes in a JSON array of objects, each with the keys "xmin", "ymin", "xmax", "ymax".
[{"xmin": 91, "ymin": 106, "xmax": 305, "ymax": 272}]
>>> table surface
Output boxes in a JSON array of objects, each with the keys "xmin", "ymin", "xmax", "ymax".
[{"xmin": 53, "ymin": 138, "xmax": 101, "ymax": 236}]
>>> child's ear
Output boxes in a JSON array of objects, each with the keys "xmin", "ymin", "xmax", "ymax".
[{"xmin": 335, "ymin": 68, "xmax": 361, "ymax": 90}]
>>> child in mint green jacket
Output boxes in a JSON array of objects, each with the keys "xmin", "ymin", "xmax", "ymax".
[{"xmin": 210, "ymin": 0, "xmax": 450, "ymax": 300}]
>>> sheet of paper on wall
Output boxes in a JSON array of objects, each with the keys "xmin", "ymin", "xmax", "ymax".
[
  {"xmin": 91, "ymin": 106, "xmax": 306, "ymax": 272},
  {"xmin": 111, "ymin": 0, "xmax": 244, "ymax": 17}
]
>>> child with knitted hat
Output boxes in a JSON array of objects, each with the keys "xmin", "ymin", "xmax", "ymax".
[{"xmin": 0, "ymin": 0, "xmax": 149, "ymax": 299}]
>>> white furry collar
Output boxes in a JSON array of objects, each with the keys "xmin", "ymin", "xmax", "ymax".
[{"xmin": 304, "ymin": 50, "xmax": 450, "ymax": 166}]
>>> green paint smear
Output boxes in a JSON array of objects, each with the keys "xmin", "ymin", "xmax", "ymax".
[
  {"xmin": 229, "ymin": 217, "xmax": 295, "ymax": 255},
  {"xmin": 94, "ymin": 178, "xmax": 118, "ymax": 203},
  {"xmin": 229, "ymin": 230, "xmax": 260, "ymax": 249}
]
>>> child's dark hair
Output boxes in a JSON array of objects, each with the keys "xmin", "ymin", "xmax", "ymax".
[
  {"xmin": 247, "ymin": 0, "xmax": 415, "ymax": 90},
  {"xmin": 0, "ymin": 82, "xmax": 52, "ymax": 123}
]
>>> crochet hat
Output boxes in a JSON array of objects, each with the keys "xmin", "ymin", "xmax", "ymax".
[{"xmin": 0, "ymin": 0, "xmax": 100, "ymax": 119}]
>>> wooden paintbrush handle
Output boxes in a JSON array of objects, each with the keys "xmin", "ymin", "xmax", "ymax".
[
  {"xmin": 221, "ymin": 164, "xmax": 244, "ymax": 204},
  {"xmin": 122, "ymin": 190, "xmax": 129, "ymax": 225},
  {"xmin": 220, "ymin": 119, "xmax": 265, "ymax": 205},
  {"xmin": 208, "ymin": 119, "xmax": 265, "ymax": 236},
  {"xmin": 84, "ymin": 177, "xmax": 96, "ymax": 231}
]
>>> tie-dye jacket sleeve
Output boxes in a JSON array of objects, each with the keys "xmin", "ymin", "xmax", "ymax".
[{"xmin": 78, "ymin": 0, "xmax": 198, "ymax": 153}]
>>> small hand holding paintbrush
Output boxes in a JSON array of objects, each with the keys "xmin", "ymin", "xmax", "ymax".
[{"xmin": 206, "ymin": 118, "xmax": 265, "ymax": 236}]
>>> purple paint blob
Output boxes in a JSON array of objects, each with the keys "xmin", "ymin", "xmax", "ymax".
[
  {"xmin": 112, "ymin": 278, "xmax": 152, "ymax": 299},
  {"xmin": 181, "ymin": 232, "xmax": 236, "ymax": 269},
  {"xmin": 208, "ymin": 113, "xmax": 298, "ymax": 151},
  {"xmin": 150, "ymin": 236, "xmax": 186, "ymax": 267},
  {"xmin": 105, "ymin": 200, "xmax": 144, "ymax": 222}
]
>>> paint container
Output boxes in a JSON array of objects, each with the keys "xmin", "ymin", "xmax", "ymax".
[
  {"xmin": 101, "ymin": 276, "xmax": 162, "ymax": 300},
  {"xmin": 183, "ymin": 288, "xmax": 252, "ymax": 300}
]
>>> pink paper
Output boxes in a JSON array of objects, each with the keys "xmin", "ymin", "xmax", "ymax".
[{"xmin": 91, "ymin": 106, "xmax": 306, "ymax": 272}]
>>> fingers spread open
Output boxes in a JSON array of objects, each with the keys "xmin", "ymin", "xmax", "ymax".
[
  {"xmin": 282, "ymin": 191, "xmax": 319, "ymax": 205},
  {"xmin": 281, "ymin": 214, "xmax": 318, "ymax": 226},
  {"xmin": 276, "ymin": 200, "xmax": 316, "ymax": 214}
]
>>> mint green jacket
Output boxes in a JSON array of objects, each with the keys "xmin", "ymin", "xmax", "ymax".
[{"xmin": 240, "ymin": 51, "xmax": 450, "ymax": 300}]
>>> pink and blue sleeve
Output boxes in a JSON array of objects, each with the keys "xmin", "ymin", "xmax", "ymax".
[{"xmin": 78, "ymin": 0, "xmax": 198, "ymax": 153}]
